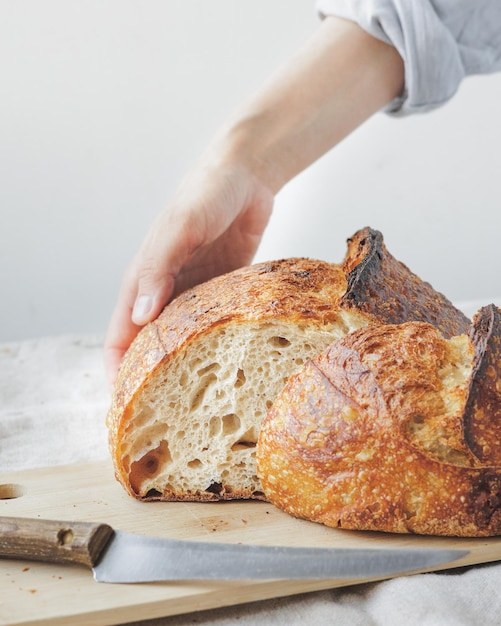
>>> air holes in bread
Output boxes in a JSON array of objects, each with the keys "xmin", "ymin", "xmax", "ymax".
[
  {"xmin": 268, "ymin": 336, "xmax": 291, "ymax": 348},
  {"xmin": 129, "ymin": 440, "xmax": 171, "ymax": 495}
]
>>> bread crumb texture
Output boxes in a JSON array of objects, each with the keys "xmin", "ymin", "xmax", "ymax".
[
  {"xmin": 257, "ymin": 305, "xmax": 501, "ymax": 537},
  {"xmin": 107, "ymin": 227, "xmax": 486, "ymax": 539},
  {"xmin": 107, "ymin": 257, "xmax": 360, "ymax": 501},
  {"xmin": 123, "ymin": 319, "xmax": 351, "ymax": 500}
]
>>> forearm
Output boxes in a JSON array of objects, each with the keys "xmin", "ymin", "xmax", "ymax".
[
  {"xmin": 211, "ymin": 16, "xmax": 404, "ymax": 193},
  {"xmin": 103, "ymin": 17, "xmax": 404, "ymax": 385}
]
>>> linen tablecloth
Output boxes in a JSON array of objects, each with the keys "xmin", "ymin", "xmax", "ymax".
[{"xmin": 2, "ymin": 298, "xmax": 501, "ymax": 625}]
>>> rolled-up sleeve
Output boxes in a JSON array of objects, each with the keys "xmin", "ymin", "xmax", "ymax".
[{"xmin": 316, "ymin": 0, "xmax": 501, "ymax": 114}]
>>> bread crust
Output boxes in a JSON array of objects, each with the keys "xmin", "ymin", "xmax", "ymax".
[
  {"xmin": 257, "ymin": 306, "xmax": 501, "ymax": 537},
  {"xmin": 341, "ymin": 227, "xmax": 470, "ymax": 338},
  {"xmin": 107, "ymin": 258, "xmax": 350, "ymax": 498},
  {"xmin": 107, "ymin": 227, "xmax": 470, "ymax": 503},
  {"xmin": 464, "ymin": 305, "xmax": 501, "ymax": 464}
]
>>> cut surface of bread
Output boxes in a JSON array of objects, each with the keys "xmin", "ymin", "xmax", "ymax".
[
  {"xmin": 107, "ymin": 258, "xmax": 367, "ymax": 501},
  {"xmin": 257, "ymin": 305, "xmax": 501, "ymax": 537},
  {"xmin": 123, "ymin": 316, "xmax": 365, "ymax": 501},
  {"xmin": 107, "ymin": 227, "xmax": 469, "ymax": 502}
]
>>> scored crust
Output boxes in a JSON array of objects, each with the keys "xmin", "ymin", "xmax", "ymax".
[
  {"xmin": 341, "ymin": 228, "xmax": 469, "ymax": 338},
  {"xmin": 107, "ymin": 227, "xmax": 468, "ymax": 502},
  {"xmin": 257, "ymin": 305, "xmax": 501, "ymax": 537}
]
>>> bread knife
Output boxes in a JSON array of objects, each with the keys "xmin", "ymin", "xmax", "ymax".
[{"xmin": 0, "ymin": 516, "xmax": 467, "ymax": 583}]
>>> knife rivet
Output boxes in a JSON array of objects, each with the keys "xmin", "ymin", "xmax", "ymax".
[{"xmin": 57, "ymin": 528, "xmax": 74, "ymax": 546}]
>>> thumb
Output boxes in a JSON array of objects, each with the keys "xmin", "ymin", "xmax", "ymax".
[
  {"xmin": 130, "ymin": 190, "xmax": 214, "ymax": 326},
  {"xmin": 131, "ymin": 264, "xmax": 177, "ymax": 326},
  {"xmin": 131, "ymin": 294, "xmax": 156, "ymax": 326},
  {"xmin": 130, "ymin": 212, "xmax": 195, "ymax": 325}
]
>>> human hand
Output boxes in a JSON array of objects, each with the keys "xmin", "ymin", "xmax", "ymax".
[
  {"xmin": 103, "ymin": 152, "xmax": 274, "ymax": 387},
  {"xmin": 104, "ymin": 16, "xmax": 404, "ymax": 388}
]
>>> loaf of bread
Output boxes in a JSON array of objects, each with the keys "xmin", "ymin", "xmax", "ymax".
[
  {"xmin": 257, "ymin": 305, "xmax": 501, "ymax": 537},
  {"xmin": 107, "ymin": 227, "xmax": 468, "ymax": 502}
]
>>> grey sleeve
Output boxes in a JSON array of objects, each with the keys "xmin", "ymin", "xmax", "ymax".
[{"xmin": 316, "ymin": 0, "xmax": 501, "ymax": 114}]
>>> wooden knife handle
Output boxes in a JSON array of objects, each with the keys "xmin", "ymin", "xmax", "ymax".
[{"xmin": 0, "ymin": 516, "xmax": 114, "ymax": 568}]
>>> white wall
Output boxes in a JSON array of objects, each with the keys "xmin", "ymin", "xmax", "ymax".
[{"xmin": 1, "ymin": 1, "xmax": 500, "ymax": 342}]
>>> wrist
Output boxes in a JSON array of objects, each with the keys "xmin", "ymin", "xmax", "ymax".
[{"xmin": 211, "ymin": 113, "xmax": 292, "ymax": 194}]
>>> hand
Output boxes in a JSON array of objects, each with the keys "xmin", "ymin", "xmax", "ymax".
[
  {"xmin": 104, "ymin": 16, "xmax": 404, "ymax": 387},
  {"xmin": 104, "ymin": 153, "xmax": 274, "ymax": 387}
]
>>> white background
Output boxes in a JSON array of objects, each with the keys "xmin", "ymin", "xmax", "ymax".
[{"xmin": 1, "ymin": 0, "xmax": 500, "ymax": 342}]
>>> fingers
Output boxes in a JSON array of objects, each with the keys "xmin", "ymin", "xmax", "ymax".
[
  {"xmin": 103, "ymin": 261, "xmax": 141, "ymax": 389},
  {"xmin": 104, "ymin": 254, "xmax": 179, "ymax": 389},
  {"xmin": 130, "ymin": 206, "xmax": 202, "ymax": 323},
  {"xmin": 103, "ymin": 344, "xmax": 129, "ymax": 391},
  {"xmin": 104, "ymin": 211, "xmax": 201, "ymax": 388},
  {"xmin": 103, "ymin": 163, "xmax": 273, "ymax": 388},
  {"xmin": 131, "ymin": 227, "xmax": 188, "ymax": 324}
]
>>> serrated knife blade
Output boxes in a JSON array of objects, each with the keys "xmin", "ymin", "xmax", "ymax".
[{"xmin": 0, "ymin": 516, "xmax": 467, "ymax": 583}]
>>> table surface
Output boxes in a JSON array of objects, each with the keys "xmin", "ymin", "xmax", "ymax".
[{"xmin": 2, "ymin": 297, "xmax": 501, "ymax": 625}]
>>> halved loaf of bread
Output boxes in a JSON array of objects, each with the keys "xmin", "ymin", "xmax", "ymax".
[
  {"xmin": 257, "ymin": 305, "xmax": 501, "ymax": 537},
  {"xmin": 107, "ymin": 227, "xmax": 469, "ymax": 501}
]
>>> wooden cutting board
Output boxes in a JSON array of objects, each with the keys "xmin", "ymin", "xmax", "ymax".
[{"xmin": 1, "ymin": 461, "xmax": 501, "ymax": 626}]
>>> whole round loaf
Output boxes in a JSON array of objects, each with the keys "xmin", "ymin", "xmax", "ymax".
[{"xmin": 257, "ymin": 305, "xmax": 501, "ymax": 537}]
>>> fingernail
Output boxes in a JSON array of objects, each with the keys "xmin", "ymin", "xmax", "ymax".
[{"xmin": 132, "ymin": 295, "xmax": 153, "ymax": 324}]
